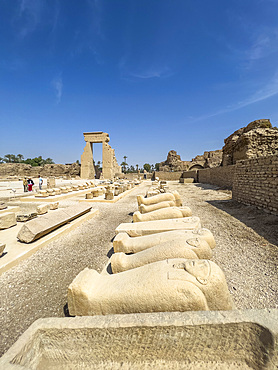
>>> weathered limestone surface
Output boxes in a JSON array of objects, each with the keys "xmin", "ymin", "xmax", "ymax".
[
  {"xmin": 0, "ymin": 243, "xmax": 6, "ymax": 256},
  {"xmin": 111, "ymin": 238, "xmax": 212, "ymax": 273},
  {"xmin": 0, "ymin": 203, "xmax": 7, "ymax": 210},
  {"xmin": 81, "ymin": 132, "xmax": 121, "ymax": 179},
  {"xmin": 16, "ymin": 213, "xmax": 38, "ymax": 222},
  {"xmin": 0, "ymin": 212, "xmax": 17, "ymax": 230},
  {"xmin": 36, "ymin": 204, "xmax": 50, "ymax": 215},
  {"xmin": 35, "ymin": 190, "xmax": 49, "ymax": 198},
  {"xmin": 17, "ymin": 204, "xmax": 92, "ymax": 243},
  {"xmin": 139, "ymin": 201, "xmax": 175, "ymax": 213},
  {"xmin": 137, "ymin": 191, "xmax": 182, "ymax": 207},
  {"xmin": 105, "ymin": 192, "xmax": 114, "ymax": 200},
  {"xmin": 222, "ymin": 119, "xmax": 278, "ymax": 166},
  {"xmin": 1, "ymin": 310, "xmax": 277, "ymax": 369},
  {"xmin": 113, "ymin": 228, "xmax": 216, "ymax": 253},
  {"xmin": 133, "ymin": 206, "xmax": 192, "ymax": 222},
  {"xmin": 49, "ymin": 202, "xmax": 59, "ymax": 210},
  {"xmin": 115, "ymin": 217, "xmax": 201, "ymax": 237},
  {"xmin": 68, "ymin": 258, "xmax": 233, "ymax": 316}
]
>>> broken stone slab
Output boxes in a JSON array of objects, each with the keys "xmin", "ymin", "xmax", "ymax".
[
  {"xmin": 0, "ymin": 212, "xmax": 17, "ymax": 230},
  {"xmin": 139, "ymin": 201, "xmax": 175, "ymax": 213},
  {"xmin": 53, "ymin": 188, "xmax": 62, "ymax": 195},
  {"xmin": 60, "ymin": 187, "xmax": 68, "ymax": 193},
  {"xmin": 17, "ymin": 203, "xmax": 92, "ymax": 243},
  {"xmin": 1, "ymin": 310, "xmax": 277, "ymax": 369},
  {"xmin": 113, "ymin": 228, "xmax": 216, "ymax": 253},
  {"xmin": 35, "ymin": 190, "xmax": 49, "ymax": 198},
  {"xmin": 36, "ymin": 204, "xmax": 50, "ymax": 215},
  {"xmin": 110, "ymin": 238, "xmax": 212, "ymax": 273},
  {"xmin": 138, "ymin": 191, "xmax": 182, "ymax": 207},
  {"xmin": 0, "ymin": 202, "xmax": 7, "ymax": 210},
  {"xmin": 16, "ymin": 213, "xmax": 38, "ymax": 222},
  {"xmin": 0, "ymin": 243, "xmax": 6, "ymax": 257},
  {"xmin": 133, "ymin": 206, "xmax": 192, "ymax": 222},
  {"xmin": 105, "ymin": 192, "xmax": 114, "ymax": 200},
  {"xmin": 68, "ymin": 258, "xmax": 234, "ymax": 316},
  {"xmin": 72, "ymin": 185, "xmax": 79, "ymax": 191},
  {"xmin": 115, "ymin": 217, "xmax": 201, "ymax": 237},
  {"xmin": 49, "ymin": 202, "xmax": 59, "ymax": 210},
  {"xmin": 85, "ymin": 193, "xmax": 95, "ymax": 199}
]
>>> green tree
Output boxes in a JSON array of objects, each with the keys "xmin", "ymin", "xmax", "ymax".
[
  {"xmin": 143, "ymin": 163, "xmax": 151, "ymax": 172},
  {"xmin": 43, "ymin": 157, "xmax": 54, "ymax": 165},
  {"xmin": 16, "ymin": 154, "xmax": 24, "ymax": 163},
  {"xmin": 155, "ymin": 163, "xmax": 160, "ymax": 171},
  {"xmin": 4, "ymin": 154, "xmax": 13, "ymax": 162}
]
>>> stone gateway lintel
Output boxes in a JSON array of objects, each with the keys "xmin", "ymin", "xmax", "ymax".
[{"xmin": 81, "ymin": 132, "xmax": 121, "ymax": 179}]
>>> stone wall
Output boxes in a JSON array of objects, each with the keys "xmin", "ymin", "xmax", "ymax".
[
  {"xmin": 198, "ymin": 166, "xmax": 236, "ymax": 189},
  {"xmin": 181, "ymin": 170, "xmax": 198, "ymax": 182},
  {"xmin": 0, "ymin": 163, "xmax": 80, "ymax": 179},
  {"xmin": 152, "ymin": 171, "xmax": 183, "ymax": 181},
  {"xmin": 233, "ymin": 155, "xmax": 278, "ymax": 215}
]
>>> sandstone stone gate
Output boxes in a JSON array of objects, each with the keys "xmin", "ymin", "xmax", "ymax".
[{"xmin": 80, "ymin": 132, "xmax": 121, "ymax": 179}]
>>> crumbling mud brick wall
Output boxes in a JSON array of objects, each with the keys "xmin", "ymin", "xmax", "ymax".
[
  {"xmin": 197, "ymin": 166, "xmax": 236, "ymax": 189},
  {"xmin": 153, "ymin": 171, "xmax": 183, "ymax": 181},
  {"xmin": 233, "ymin": 155, "xmax": 278, "ymax": 215}
]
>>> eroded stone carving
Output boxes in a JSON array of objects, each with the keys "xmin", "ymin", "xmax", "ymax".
[
  {"xmin": 139, "ymin": 201, "xmax": 175, "ymax": 213},
  {"xmin": 133, "ymin": 206, "xmax": 192, "ymax": 222},
  {"xmin": 0, "ymin": 212, "xmax": 17, "ymax": 229},
  {"xmin": 113, "ymin": 228, "xmax": 216, "ymax": 253},
  {"xmin": 111, "ymin": 238, "xmax": 212, "ymax": 273},
  {"xmin": 115, "ymin": 217, "xmax": 201, "ymax": 237},
  {"xmin": 68, "ymin": 258, "xmax": 233, "ymax": 316},
  {"xmin": 137, "ymin": 191, "xmax": 182, "ymax": 207}
]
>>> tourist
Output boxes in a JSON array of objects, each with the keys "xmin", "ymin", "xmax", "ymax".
[
  {"xmin": 39, "ymin": 175, "xmax": 43, "ymax": 190},
  {"xmin": 23, "ymin": 177, "xmax": 28, "ymax": 192},
  {"xmin": 27, "ymin": 178, "xmax": 34, "ymax": 192}
]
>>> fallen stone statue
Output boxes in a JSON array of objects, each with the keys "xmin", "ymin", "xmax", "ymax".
[
  {"xmin": 68, "ymin": 258, "xmax": 234, "ymax": 316},
  {"xmin": 133, "ymin": 206, "xmax": 192, "ymax": 222},
  {"xmin": 137, "ymin": 191, "xmax": 182, "ymax": 207},
  {"xmin": 17, "ymin": 204, "xmax": 92, "ymax": 243},
  {"xmin": 113, "ymin": 228, "xmax": 216, "ymax": 253},
  {"xmin": 115, "ymin": 217, "xmax": 201, "ymax": 237},
  {"xmin": 139, "ymin": 201, "xmax": 175, "ymax": 213},
  {"xmin": 110, "ymin": 238, "xmax": 213, "ymax": 273}
]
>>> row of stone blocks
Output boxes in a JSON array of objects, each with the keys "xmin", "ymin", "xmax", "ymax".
[
  {"xmin": 35, "ymin": 181, "xmax": 95, "ymax": 198},
  {"xmin": 0, "ymin": 202, "xmax": 59, "ymax": 232},
  {"xmin": 1, "ymin": 190, "xmax": 278, "ymax": 368},
  {"xmin": 68, "ymin": 191, "xmax": 234, "ymax": 316},
  {"xmin": 85, "ymin": 180, "xmax": 140, "ymax": 200}
]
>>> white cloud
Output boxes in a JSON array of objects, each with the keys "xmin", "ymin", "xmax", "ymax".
[
  {"xmin": 16, "ymin": 0, "xmax": 43, "ymax": 38},
  {"xmin": 52, "ymin": 76, "xmax": 63, "ymax": 104},
  {"xmin": 192, "ymin": 72, "xmax": 278, "ymax": 122}
]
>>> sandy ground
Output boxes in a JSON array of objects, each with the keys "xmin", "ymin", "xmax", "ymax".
[{"xmin": 0, "ymin": 181, "xmax": 278, "ymax": 356}]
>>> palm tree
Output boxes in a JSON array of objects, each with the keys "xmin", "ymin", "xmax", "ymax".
[{"xmin": 16, "ymin": 154, "xmax": 24, "ymax": 163}]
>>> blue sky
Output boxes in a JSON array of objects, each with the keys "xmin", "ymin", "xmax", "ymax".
[{"xmin": 0, "ymin": 0, "xmax": 278, "ymax": 167}]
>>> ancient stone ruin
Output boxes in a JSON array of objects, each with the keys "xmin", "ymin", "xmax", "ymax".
[
  {"xmin": 222, "ymin": 118, "xmax": 278, "ymax": 166},
  {"xmin": 81, "ymin": 132, "xmax": 121, "ymax": 179},
  {"xmin": 159, "ymin": 149, "xmax": 222, "ymax": 172}
]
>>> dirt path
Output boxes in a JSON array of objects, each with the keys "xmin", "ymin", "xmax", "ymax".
[{"xmin": 0, "ymin": 181, "xmax": 277, "ymax": 356}]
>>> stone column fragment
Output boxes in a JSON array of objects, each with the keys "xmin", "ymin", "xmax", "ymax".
[
  {"xmin": 113, "ymin": 228, "xmax": 215, "ymax": 253},
  {"xmin": 68, "ymin": 258, "xmax": 234, "ymax": 316},
  {"xmin": 111, "ymin": 238, "xmax": 212, "ymax": 273},
  {"xmin": 133, "ymin": 206, "xmax": 192, "ymax": 222},
  {"xmin": 115, "ymin": 217, "xmax": 201, "ymax": 237}
]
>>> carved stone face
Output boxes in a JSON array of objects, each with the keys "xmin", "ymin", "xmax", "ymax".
[
  {"xmin": 186, "ymin": 237, "xmax": 201, "ymax": 248},
  {"xmin": 184, "ymin": 260, "xmax": 211, "ymax": 285}
]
